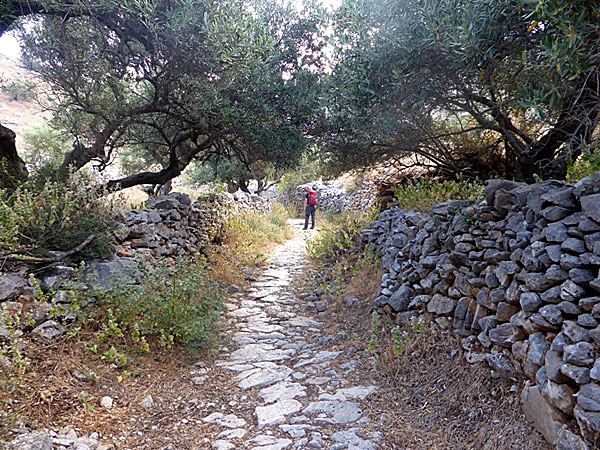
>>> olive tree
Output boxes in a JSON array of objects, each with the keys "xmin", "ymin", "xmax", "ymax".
[
  {"xmin": 1, "ymin": 0, "xmax": 326, "ymax": 191},
  {"xmin": 323, "ymin": 0, "xmax": 600, "ymax": 181}
]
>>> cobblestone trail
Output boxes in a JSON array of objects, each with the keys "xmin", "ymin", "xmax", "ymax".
[{"xmin": 208, "ymin": 219, "xmax": 381, "ymax": 449}]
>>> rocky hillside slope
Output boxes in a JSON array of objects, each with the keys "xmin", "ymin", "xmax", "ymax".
[{"xmin": 0, "ymin": 54, "xmax": 48, "ymax": 149}]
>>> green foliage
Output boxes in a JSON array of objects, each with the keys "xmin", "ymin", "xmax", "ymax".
[
  {"xmin": 0, "ymin": 79, "xmax": 35, "ymax": 101},
  {"xmin": 278, "ymin": 153, "xmax": 326, "ymax": 198},
  {"xmin": 17, "ymin": 0, "xmax": 326, "ymax": 189},
  {"xmin": 307, "ymin": 208, "xmax": 379, "ymax": 263},
  {"xmin": 0, "ymin": 172, "xmax": 116, "ymax": 258},
  {"xmin": 392, "ymin": 177, "xmax": 485, "ymax": 211},
  {"xmin": 323, "ymin": 0, "xmax": 600, "ymax": 180},
  {"xmin": 95, "ymin": 256, "xmax": 223, "ymax": 353},
  {"xmin": 22, "ymin": 125, "xmax": 71, "ymax": 176},
  {"xmin": 568, "ymin": 148, "xmax": 600, "ymax": 183}
]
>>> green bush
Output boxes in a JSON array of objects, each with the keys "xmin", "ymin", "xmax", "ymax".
[
  {"xmin": 392, "ymin": 177, "xmax": 484, "ymax": 211},
  {"xmin": 278, "ymin": 154, "xmax": 325, "ymax": 200},
  {"xmin": 307, "ymin": 208, "xmax": 379, "ymax": 263},
  {"xmin": 23, "ymin": 125, "xmax": 71, "ymax": 176},
  {"xmin": 95, "ymin": 256, "xmax": 224, "ymax": 352},
  {"xmin": 0, "ymin": 172, "xmax": 116, "ymax": 259},
  {"xmin": 0, "ymin": 80, "xmax": 36, "ymax": 102},
  {"xmin": 568, "ymin": 148, "xmax": 600, "ymax": 183}
]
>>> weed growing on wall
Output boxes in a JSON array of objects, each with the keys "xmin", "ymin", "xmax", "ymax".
[{"xmin": 392, "ymin": 177, "xmax": 484, "ymax": 211}]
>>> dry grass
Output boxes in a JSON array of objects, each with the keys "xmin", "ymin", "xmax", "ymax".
[
  {"xmin": 210, "ymin": 207, "xmax": 293, "ymax": 286},
  {"xmin": 343, "ymin": 257, "xmax": 384, "ymax": 300},
  {"xmin": 1, "ymin": 332, "xmax": 255, "ymax": 448}
]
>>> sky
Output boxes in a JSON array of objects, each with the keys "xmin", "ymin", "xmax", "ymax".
[{"xmin": 0, "ymin": 33, "xmax": 20, "ymax": 59}]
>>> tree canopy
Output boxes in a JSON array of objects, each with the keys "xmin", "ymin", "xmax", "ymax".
[
  {"xmin": 1, "ymin": 0, "xmax": 600, "ymax": 187},
  {"xmin": 322, "ymin": 0, "xmax": 600, "ymax": 181},
  {"xmin": 1, "ymin": 0, "xmax": 325, "ymax": 190}
]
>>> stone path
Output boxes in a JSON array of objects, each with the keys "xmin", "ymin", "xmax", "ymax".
[{"xmin": 207, "ymin": 219, "xmax": 381, "ymax": 449}]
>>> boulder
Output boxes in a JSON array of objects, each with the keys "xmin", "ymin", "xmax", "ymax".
[
  {"xmin": 0, "ymin": 273, "xmax": 31, "ymax": 302},
  {"xmin": 521, "ymin": 383, "xmax": 563, "ymax": 445}
]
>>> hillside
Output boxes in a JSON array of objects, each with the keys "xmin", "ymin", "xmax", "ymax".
[{"xmin": 0, "ymin": 53, "xmax": 48, "ymax": 150}]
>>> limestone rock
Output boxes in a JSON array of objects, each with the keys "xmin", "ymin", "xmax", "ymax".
[{"xmin": 521, "ymin": 384, "xmax": 562, "ymax": 445}]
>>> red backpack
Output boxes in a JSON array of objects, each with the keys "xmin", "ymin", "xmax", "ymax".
[{"xmin": 307, "ymin": 191, "xmax": 317, "ymax": 206}]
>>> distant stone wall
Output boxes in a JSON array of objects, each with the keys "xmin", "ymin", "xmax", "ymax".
[
  {"xmin": 271, "ymin": 180, "xmax": 377, "ymax": 213},
  {"xmin": 362, "ymin": 175, "xmax": 600, "ymax": 449}
]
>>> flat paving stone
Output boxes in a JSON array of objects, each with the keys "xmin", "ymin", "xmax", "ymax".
[
  {"xmin": 285, "ymin": 317, "xmax": 323, "ymax": 327},
  {"xmin": 216, "ymin": 428, "xmax": 246, "ymax": 439},
  {"xmin": 229, "ymin": 307, "xmax": 265, "ymax": 318},
  {"xmin": 215, "ymin": 362, "xmax": 255, "ymax": 373},
  {"xmin": 258, "ymin": 381, "xmax": 307, "ymax": 403},
  {"xmin": 255, "ymin": 399, "xmax": 304, "ymax": 428},
  {"xmin": 303, "ymin": 400, "xmax": 363, "ymax": 423},
  {"xmin": 236, "ymin": 364, "xmax": 293, "ymax": 390},
  {"xmin": 331, "ymin": 428, "xmax": 377, "ymax": 450},
  {"xmin": 294, "ymin": 350, "xmax": 342, "ymax": 368},
  {"xmin": 230, "ymin": 343, "xmax": 290, "ymax": 363},
  {"xmin": 319, "ymin": 386, "xmax": 379, "ymax": 401}
]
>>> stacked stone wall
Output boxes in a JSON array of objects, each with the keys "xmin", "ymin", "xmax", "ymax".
[
  {"xmin": 0, "ymin": 191, "xmax": 271, "ymax": 341},
  {"xmin": 283, "ymin": 180, "xmax": 378, "ymax": 213},
  {"xmin": 113, "ymin": 191, "xmax": 271, "ymax": 260},
  {"xmin": 362, "ymin": 175, "xmax": 600, "ymax": 449}
]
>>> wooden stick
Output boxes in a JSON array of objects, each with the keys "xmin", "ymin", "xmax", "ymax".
[{"xmin": 3, "ymin": 234, "xmax": 97, "ymax": 264}]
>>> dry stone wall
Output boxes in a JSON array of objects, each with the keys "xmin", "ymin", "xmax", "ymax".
[
  {"xmin": 280, "ymin": 180, "xmax": 377, "ymax": 213},
  {"xmin": 362, "ymin": 174, "xmax": 600, "ymax": 449},
  {"xmin": 112, "ymin": 191, "xmax": 270, "ymax": 260},
  {"xmin": 0, "ymin": 191, "xmax": 271, "ymax": 345}
]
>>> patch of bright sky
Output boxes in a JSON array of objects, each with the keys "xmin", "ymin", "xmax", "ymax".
[{"xmin": 0, "ymin": 32, "xmax": 20, "ymax": 59}]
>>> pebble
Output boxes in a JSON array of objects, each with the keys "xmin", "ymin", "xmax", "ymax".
[{"xmin": 141, "ymin": 395, "xmax": 155, "ymax": 408}]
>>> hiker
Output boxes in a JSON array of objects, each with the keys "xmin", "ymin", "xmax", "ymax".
[{"xmin": 303, "ymin": 186, "xmax": 317, "ymax": 230}]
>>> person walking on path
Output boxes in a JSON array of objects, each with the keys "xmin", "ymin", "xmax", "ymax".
[{"xmin": 303, "ymin": 186, "xmax": 317, "ymax": 230}]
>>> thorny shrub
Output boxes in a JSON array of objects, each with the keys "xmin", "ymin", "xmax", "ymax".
[{"xmin": 0, "ymin": 172, "xmax": 116, "ymax": 260}]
